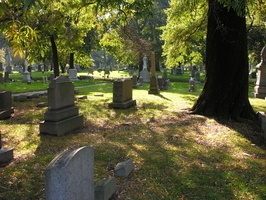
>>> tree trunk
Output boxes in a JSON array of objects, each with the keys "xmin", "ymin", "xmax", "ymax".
[
  {"xmin": 50, "ymin": 35, "xmax": 60, "ymax": 77},
  {"xmin": 69, "ymin": 53, "xmax": 74, "ymax": 69},
  {"xmin": 191, "ymin": 0, "xmax": 256, "ymax": 121}
]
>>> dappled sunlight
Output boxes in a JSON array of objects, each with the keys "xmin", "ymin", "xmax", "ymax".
[{"xmin": 1, "ymin": 80, "xmax": 266, "ymax": 199}]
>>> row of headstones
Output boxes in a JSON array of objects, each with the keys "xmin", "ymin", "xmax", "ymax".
[{"xmin": 46, "ymin": 146, "xmax": 135, "ymax": 200}]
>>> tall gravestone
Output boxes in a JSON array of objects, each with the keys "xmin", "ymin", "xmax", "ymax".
[
  {"xmin": 140, "ymin": 55, "xmax": 150, "ymax": 83},
  {"xmin": 108, "ymin": 79, "xmax": 136, "ymax": 109},
  {"xmin": 0, "ymin": 90, "xmax": 14, "ymax": 119},
  {"xmin": 45, "ymin": 146, "xmax": 94, "ymax": 200},
  {"xmin": 148, "ymin": 52, "xmax": 160, "ymax": 94},
  {"xmin": 22, "ymin": 60, "xmax": 31, "ymax": 83},
  {"xmin": 39, "ymin": 76, "xmax": 83, "ymax": 136},
  {"xmin": 253, "ymin": 46, "xmax": 266, "ymax": 99}
]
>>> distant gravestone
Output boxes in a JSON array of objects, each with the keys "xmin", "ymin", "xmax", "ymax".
[
  {"xmin": 0, "ymin": 134, "xmax": 14, "ymax": 164},
  {"xmin": 108, "ymin": 79, "xmax": 136, "ymax": 109},
  {"xmin": 188, "ymin": 78, "xmax": 196, "ymax": 92},
  {"xmin": 140, "ymin": 55, "xmax": 150, "ymax": 83},
  {"xmin": 0, "ymin": 90, "xmax": 14, "ymax": 119},
  {"xmin": 4, "ymin": 72, "xmax": 11, "ymax": 82},
  {"xmin": 132, "ymin": 73, "xmax": 142, "ymax": 89},
  {"xmin": 39, "ymin": 76, "xmax": 84, "ymax": 136},
  {"xmin": 69, "ymin": 68, "xmax": 79, "ymax": 81},
  {"xmin": 88, "ymin": 67, "xmax": 94, "ymax": 75},
  {"xmin": 45, "ymin": 146, "xmax": 94, "ymax": 200},
  {"xmin": 253, "ymin": 46, "xmax": 266, "ymax": 99},
  {"xmin": 0, "ymin": 73, "xmax": 3, "ymax": 84}
]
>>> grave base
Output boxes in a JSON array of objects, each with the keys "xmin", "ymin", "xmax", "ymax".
[
  {"xmin": 40, "ymin": 115, "xmax": 84, "ymax": 136},
  {"xmin": 44, "ymin": 106, "xmax": 79, "ymax": 122},
  {"xmin": 0, "ymin": 109, "xmax": 13, "ymax": 119},
  {"xmin": 108, "ymin": 99, "xmax": 136, "ymax": 109},
  {"xmin": 252, "ymin": 92, "xmax": 266, "ymax": 99},
  {"xmin": 0, "ymin": 147, "xmax": 14, "ymax": 164}
]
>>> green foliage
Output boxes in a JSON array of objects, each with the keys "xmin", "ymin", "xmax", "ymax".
[{"xmin": 161, "ymin": 0, "xmax": 207, "ymax": 67}]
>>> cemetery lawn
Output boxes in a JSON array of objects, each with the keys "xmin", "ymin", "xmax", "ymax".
[{"xmin": 0, "ymin": 81, "xmax": 266, "ymax": 199}]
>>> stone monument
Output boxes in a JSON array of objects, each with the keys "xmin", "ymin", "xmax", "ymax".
[
  {"xmin": 253, "ymin": 46, "xmax": 266, "ymax": 99},
  {"xmin": 45, "ymin": 146, "xmax": 94, "ymax": 200},
  {"xmin": 188, "ymin": 78, "xmax": 196, "ymax": 92},
  {"xmin": 0, "ymin": 134, "xmax": 14, "ymax": 164},
  {"xmin": 68, "ymin": 68, "xmax": 79, "ymax": 81},
  {"xmin": 39, "ymin": 76, "xmax": 84, "ymax": 136},
  {"xmin": 108, "ymin": 78, "xmax": 136, "ymax": 109},
  {"xmin": 140, "ymin": 55, "xmax": 150, "ymax": 83},
  {"xmin": 22, "ymin": 59, "xmax": 31, "ymax": 83},
  {"xmin": 148, "ymin": 52, "xmax": 160, "ymax": 94},
  {"xmin": 0, "ymin": 90, "xmax": 14, "ymax": 119}
]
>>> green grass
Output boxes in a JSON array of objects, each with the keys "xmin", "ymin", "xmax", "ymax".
[{"xmin": 0, "ymin": 77, "xmax": 266, "ymax": 200}]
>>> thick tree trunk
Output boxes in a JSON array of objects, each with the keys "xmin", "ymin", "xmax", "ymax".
[
  {"xmin": 191, "ymin": 0, "xmax": 256, "ymax": 121},
  {"xmin": 50, "ymin": 35, "xmax": 60, "ymax": 77},
  {"xmin": 69, "ymin": 53, "xmax": 74, "ymax": 69}
]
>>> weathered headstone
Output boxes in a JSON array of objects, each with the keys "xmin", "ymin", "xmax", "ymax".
[
  {"xmin": 0, "ymin": 90, "xmax": 14, "ymax": 119},
  {"xmin": 132, "ymin": 73, "xmax": 142, "ymax": 89},
  {"xmin": 114, "ymin": 159, "xmax": 134, "ymax": 177},
  {"xmin": 95, "ymin": 178, "xmax": 117, "ymax": 200},
  {"xmin": 148, "ymin": 52, "xmax": 160, "ymax": 94},
  {"xmin": 188, "ymin": 78, "xmax": 196, "ymax": 92},
  {"xmin": 140, "ymin": 55, "xmax": 150, "ymax": 83},
  {"xmin": 253, "ymin": 46, "xmax": 266, "ymax": 99},
  {"xmin": 39, "ymin": 76, "xmax": 84, "ymax": 136},
  {"xmin": 45, "ymin": 146, "xmax": 94, "ymax": 200},
  {"xmin": 0, "ymin": 134, "xmax": 14, "ymax": 164},
  {"xmin": 68, "ymin": 68, "xmax": 79, "ymax": 81},
  {"xmin": 108, "ymin": 79, "xmax": 136, "ymax": 109}
]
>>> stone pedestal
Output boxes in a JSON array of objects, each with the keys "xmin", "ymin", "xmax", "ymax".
[
  {"xmin": 108, "ymin": 79, "xmax": 136, "ymax": 109},
  {"xmin": 40, "ymin": 76, "xmax": 83, "ymax": 136},
  {"xmin": 253, "ymin": 46, "xmax": 266, "ymax": 99},
  {"xmin": 68, "ymin": 68, "xmax": 79, "ymax": 81},
  {"xmin": 22, "ymin": 71, "xmax": 31, "ymax": 83}
]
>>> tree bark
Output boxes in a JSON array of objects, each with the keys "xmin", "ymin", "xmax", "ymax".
[
  {"xmin": 69, "ymin": 53, "xmax": 74, "ymax": 69},
  {"xmin": 50, "ymin": 35, "xmax": 60, "ymax": 77},
  {"xmin": 191, "ymin": 0, "xmax": 256, "ymax": 121}
]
